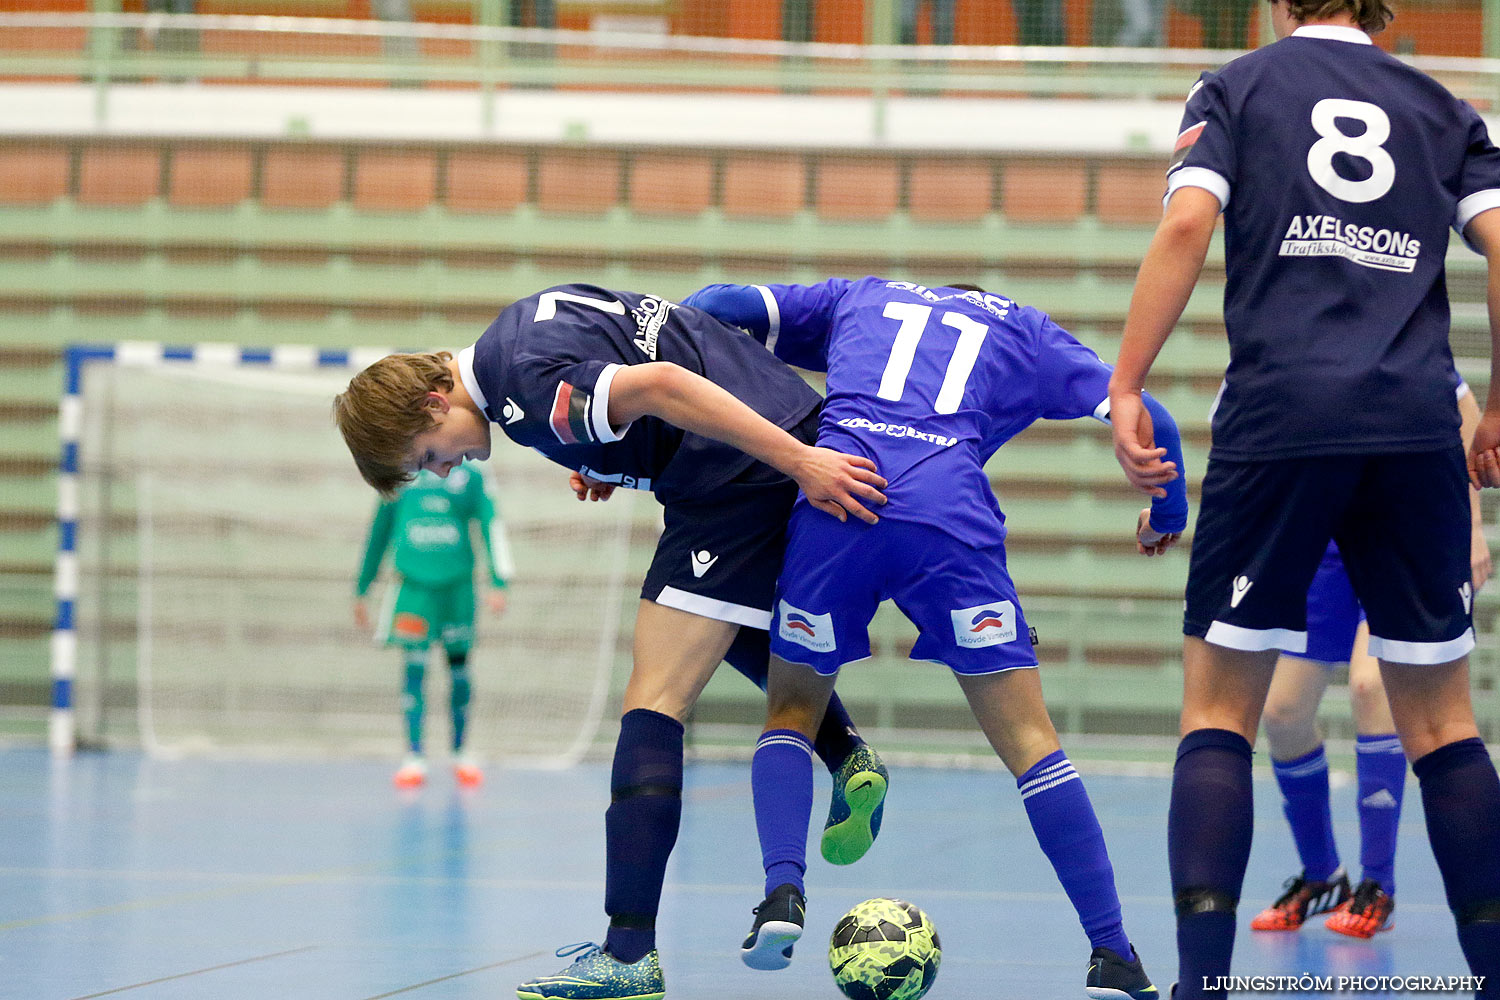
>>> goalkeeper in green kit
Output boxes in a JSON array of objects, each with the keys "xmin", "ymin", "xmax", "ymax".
[{"xmin": 353, "ymin": 460, "xmax": 512, "ymax": 788}]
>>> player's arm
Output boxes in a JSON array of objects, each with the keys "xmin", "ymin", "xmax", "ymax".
[
  {"xmin": 1108, "ymin": 185, "xmax": 1218, "ymax": 493},
  {"xmin": 605, "ymin": 361, "xmax": 887, "ymax": 523},
  {"xmin": 473, "ymin": 472, "xmax": 514, "ymax": 614},
  {"xmin": 1459, "ymin": 384, "xmax": 1493, "ymax": 590},
  {"xmin": 1467, "ymin": 207, "xmax": 1500, "ymax": 489},
  {"xmin": 1130, "ymin": 391, "xmax": 1188, "ymax": 556},
  {"xmin": 683, "ymin": 281, "xmax": 836, "ymax": 372},
  {"xmin": 353, "ymin": 499, "xmax": 396, "ymax": 629}
]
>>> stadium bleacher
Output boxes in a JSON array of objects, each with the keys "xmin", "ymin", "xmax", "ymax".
[{"xmin": 1, "ymin": 7, "xmax": 1495, "ymax": 750}]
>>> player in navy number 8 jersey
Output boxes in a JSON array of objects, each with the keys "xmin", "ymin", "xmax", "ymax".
[
  {"xmin": 1109, "ymin": 1, "xmax": 1500, "ymax": 995},
  {"xmin": 686, "ymin": 276, "xmax": 1187, "ymax": 999}
]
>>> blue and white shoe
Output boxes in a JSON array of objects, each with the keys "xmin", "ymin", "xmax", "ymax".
[
  {"xmin": 516, "ymin": 942, "xmax": 665, "ymax": 1000},
  {"xmin": 820, "ymin": 742, "xmax": 888, "ymax": 865}
]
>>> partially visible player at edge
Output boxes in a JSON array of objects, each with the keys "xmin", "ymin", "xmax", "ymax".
[
  {"xmin": 353, "ymin": 459, "xmax": 512, "ymax": 789},
  {"xmin": 686, "ymin": 276, "xmax": 1185, "ymax": 1000},
  {"xmin": 1249, "ymin": 380, "xmax": 1490, "ymax": 940},
  {"xmin": 333, "ymin": 282, "xmax": 890, "ymax": 1000},
  {"xmin": 1108, "ymin": 0, "xmax": 1500, "ymax": 995}
]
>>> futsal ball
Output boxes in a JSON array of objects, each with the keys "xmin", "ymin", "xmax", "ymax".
[{"xmin": 828, "ymin": 897, "xmax": 941, "ymax": 1000}]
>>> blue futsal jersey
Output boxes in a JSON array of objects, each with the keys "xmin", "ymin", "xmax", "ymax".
[
  {"xmin": 685, "ymin": 277, "xmax": 1188, "ymax": 547},
  {"xmin": 457, "ymin": 283, "xmax": 822, "ymax": 504},
  {"xmin": 1170, "ymin": 25, "xmax": 1500, "ymax": 461}
]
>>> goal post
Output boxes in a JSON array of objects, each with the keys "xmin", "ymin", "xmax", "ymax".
[{"xmin": 52, "ymin": 342, "xmax": 635, "ymax": 764}]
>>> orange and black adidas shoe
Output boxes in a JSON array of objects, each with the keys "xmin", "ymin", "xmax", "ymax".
[
  {"xmin": 1325, "ymin": 878, "xmax": 1395, "ymax": 939},
  {"xmin": 1249, "ymin": 869, "xmax": 1351, "ymax": 931}
]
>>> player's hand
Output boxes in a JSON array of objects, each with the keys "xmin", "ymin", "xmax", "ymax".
[
  {"xmin": 1109, "ymin": 390, "xmax": 1178, "ymax": 498},
  {"xmin": 487, "ymin": 591, "xmax": 508, "ymax": 616},
  {"xmin": 353, "ymin": 599, "xmax": 370, "ymax": 630},
  {"xmin": 1469, "ymin": 411, "xmax": 1500, "ymax": 489},
  {"xmin": 792, "ymin": 445, "xmax": 888, "ymax": 525},
  {"xmin": 1136, "ymin": 507, "xmax": 1181, "ymax": 557},
  {"xmin": 569, "ymin": 470, "xmax": 616, "ymax": 502}
]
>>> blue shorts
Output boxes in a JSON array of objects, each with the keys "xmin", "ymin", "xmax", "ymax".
[
  {"xmin": 1185, "ymin": 448, "xmax": 1473, "ymax": 665},
  {"xmin": 1279, "ymin": 542, "xmax": 1365, "ymax": 664},
  {"xmin": 769, "ymin": 507, "xmax": 1038, "ymax": 676}
]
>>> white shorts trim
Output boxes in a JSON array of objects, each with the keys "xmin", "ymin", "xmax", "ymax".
[
  {"xmin": 1204, "ymin": 620, "xmax": 1307, "ymax": 653},
  {"xmin": 654, "ymin": 585, "xmax": 771, "ymax": 630},
  {"xmin": 1366, "ymin": 628, "xmax": 1475, "ymax": 665}
]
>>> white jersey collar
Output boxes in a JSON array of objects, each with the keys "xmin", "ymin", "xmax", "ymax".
[
  {"xmin": 1292, "ymin": 25, "xmax": 1372, "ymax": 44},
  {"xmin": 456, "ymin": 345, "xmax": 491, "ymax": 416}
]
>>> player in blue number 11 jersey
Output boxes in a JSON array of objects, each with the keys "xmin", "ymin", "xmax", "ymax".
[
  {"xmin": 1109, "ymin": 0, "xmax": 1500, "ymax": 995},
  {"xmin": 686, "ymin": 276, "xmax": 1188, "ymax": 1000}
]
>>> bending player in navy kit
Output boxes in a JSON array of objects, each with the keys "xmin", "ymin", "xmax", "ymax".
[
  {"xmin": 1251, "ymin": 380, "xmax": 1490, "ymax": 940},
  {"xmin": 333, "ymin": 283, "xmax": 890, "ymax": 1000},
  {"xmin": 1109, "ymin": 0, "xmax": 1500, "ymax": 994},
  {"xmin": 686, "ymin": 276, "xmax": 1186, "ymax": 1000}
]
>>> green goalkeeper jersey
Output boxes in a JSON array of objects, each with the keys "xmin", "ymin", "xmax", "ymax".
[{"xmin": 355, "ymin": 462, "xmax": 512, "ymax": 596}]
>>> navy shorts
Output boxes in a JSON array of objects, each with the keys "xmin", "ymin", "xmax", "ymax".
[
  {"xmin": 770, "ymin": 507, "xmax": 1038, "ymax": 676},
  {"xmin": 1185, "ymin": 448, "xmax": 1474, "ymax": 665},
  {"xmin": 1278, "ymin": 542, "xmax": 1365, "ymax": 664},
  {"xmin": 640, "ymin": 413, "xmax": 815, "ymax": 630}
]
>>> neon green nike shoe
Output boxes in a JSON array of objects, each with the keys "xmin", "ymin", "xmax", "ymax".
[
  {"xmin": 820, "ymin": 743, "xmax": 888, "ymax": 865},
  {"xmin": 516, "ymin": 943, "xmax": 664, "ymax": 1000}
]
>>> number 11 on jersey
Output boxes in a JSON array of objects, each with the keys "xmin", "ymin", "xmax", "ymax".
[{"xmin": 876, "ymin": 301, "xmax": 986, "ymax": 415}]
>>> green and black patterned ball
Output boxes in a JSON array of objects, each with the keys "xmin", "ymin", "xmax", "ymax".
[{"xmin": 828, "ymin": 897, "xmax": 941, "ymax": 1000}]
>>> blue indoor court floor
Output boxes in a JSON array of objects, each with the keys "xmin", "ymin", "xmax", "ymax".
[{"xmin": 0, "ymin": 746, "xmax": 1478, "ymax": 1000}]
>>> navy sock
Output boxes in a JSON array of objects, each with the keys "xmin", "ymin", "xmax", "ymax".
[
  {"xmin": 722, "ymin": 627, "xmax": 862, "ymax": 773},
  {"xmin": 753, "ymin": 729, "xmax": 814, "ymax": 896},
  {"xmin": 813, "ymin": 695, "xmax": 862, "ymax": 775},
  {"xmin": 1412, "ymin": 737, "xmax": 1500, "ymax": 984},
  {"xmin": 1018, "ymin": 750, "xmax": 1133, "ymax": 960},
  {"xmin": 603, "ymin": 708, "xmax": 684, "ymax": 964},
  {"xmin": 446, "ymin": 649, "xmax": 471, "ymax": 752},
  {"xmin": 1355, "ymin": 733, "xmax": 1405, "ymax": 894},
  {"xmin": 1170, "ymin": 729, "xmax": 1254, "ymax": 1000},
  {"xmin": 1271, "ymin": 744, "xmax": 1339, "ymax": 882}
]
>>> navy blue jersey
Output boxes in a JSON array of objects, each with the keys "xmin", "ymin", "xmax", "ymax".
[
  {"xmin": 1170, "ymin": 25, "xmax": 1500, "ymax": 460},
  {"xmin": 687, "ymin": 277, "xmax": 1187, "ymax": 547},
  {"xmin": 458, "ymin": 284, "xmax": 822, "ymax": 504}
]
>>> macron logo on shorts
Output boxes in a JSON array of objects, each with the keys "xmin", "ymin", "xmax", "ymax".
[
  {"xmin": 1461, "ymin": 581, "xmax": 1473, "ymax": 615},
  {"xmin": 951, "ymin": 601, "xmax": 1017, "ymax": 648},
  {"xmin": 778, "ymin": 600, "xmax": 836, "ymax": 654},
  {"xmin": 1230, "ymin": 575, "xmax": 1254, "ymax": 608}
]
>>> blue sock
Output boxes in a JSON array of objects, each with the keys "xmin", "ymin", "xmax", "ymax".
[
  {"xmin": 1412, "ymin": 737, "xmax": 1500, "ymax": 985},
  {"xmin": 1271, "ymin": 745, "xmax": 1340, "ymax": 882},
  {"xmin": 753, "ymin": 729, "xmax": 814, "ymax": 896},
  {"xmin": 1355, "ymin": 733, "xmax": 1405, "ymax": 894},
  {"xmin": 603, "ymin": 708, "xmax": 684, "ymax": 964},
  {"xmin": 1018, "ymin": 750, "xmax": 1133, "ymax": 960},
  {"xmin": 723, "ymin": 628, "xmax": 860, "ymax": 773},
  {"xmin": 1170, "ymin": 729, "xmax": 1254, "ymax": 1000}
]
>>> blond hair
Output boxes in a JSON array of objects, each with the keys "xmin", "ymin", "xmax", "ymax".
[
  {"xmin": 1280, "ymin": 0, "xmax": 1394, "ymax": 34},
  {"xmin": 332, "ymin": 351, "xmax": 454, "ymax": 495}
]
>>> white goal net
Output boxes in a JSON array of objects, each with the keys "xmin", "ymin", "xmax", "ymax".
[{"xmin": 63, "ymin": 346, "xmax": 635, "ymax": 765}]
